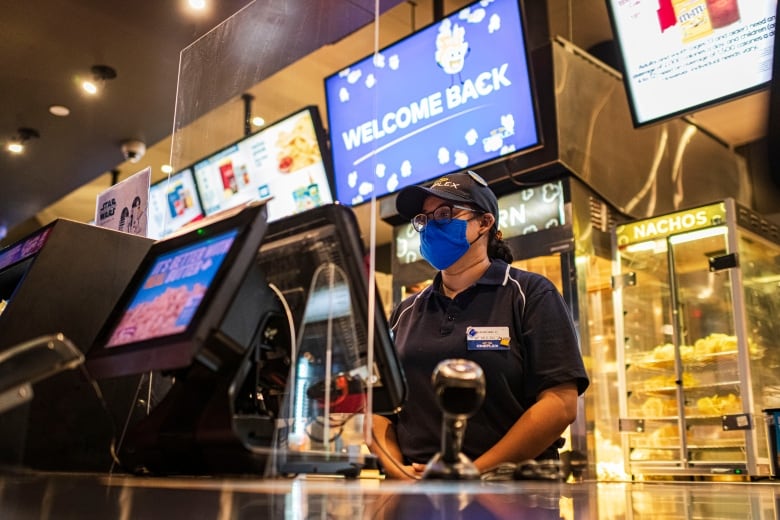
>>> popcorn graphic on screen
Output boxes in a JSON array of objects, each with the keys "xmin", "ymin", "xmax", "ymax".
[
  {"xmin": 389, "ymin": 54, "xmax": 400, "ymax": 70},
  {"xmin": 387, "ymin": 173, "xmax": 399, "ymax": 192},
  {"xmin": 347, "ymin": 69, "xmax": 362, "ymax": 84},
  {"xmin": 483, "ymin": 133, "xmax": 503, "ymax": 153},
  {"xmin": 373, "ymin": 53, "xmax": 386, "ymax": 68},
  {"xmin": 523, "ymin": 225, "xmax": 539, "ymax": 234},
  {"xmin": 465, "ymin": 128, "xmax": 479, "ymax": 146},
  {"xmin": 348, "ymin": 171, "xmax": 358, "ymax": 188},
  {"xmin": 435, "ymin": 19, "xmax": 469, "ymax": 83},
  {"xmin": 365, "ymin": 73, "xmax": 376, "ymax": 89},
  {"xmin": 358, "ymin": 181, "xmax": 374, "ymax": 196},
  {"xmin": 488, "ymin": 13, "xmax": 501, "ymax": 33},
  {"xmin": 338, "ymin": 68, "xmax": 351, "ymax": 78},
  {"xmin": 480, "ymin": 0, "xmax": 496, "ymax": 7},
  {"xmin": 543, "ymin": 182, "xmax": 562, "ymax": 203},
  {"xmin": 352, "ymin": 194, "xmax": 364, "ymax": 205},
  {"xmin": 500, "ymin": 144, "xmax": 516, "ymax": 155},
  {"xmin": 339, "ymin": 87, "xmax": 350, "ymax": 103},
  {"xmin": 501, "ymin": 114, "xmax": 515, "ymax": 133},
  {"xmin": 454, "ymin": 150, "xmax": 469, "ymax": 168},
  {"xmin": 460, "ymin": 7, "xmax": 486, "ymax": 24},
  {"xmin": 375, "ymin": 163, "xmax": 386, "ymax": 178},
  {"xmin": 400, "ymin": 160, "xmax": 412, "ymax": 178},
  {"xmin": 438, "ymin": 147, "xmax": 450, "ymax": 164}
]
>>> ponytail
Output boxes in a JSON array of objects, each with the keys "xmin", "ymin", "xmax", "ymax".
[{"xmin": 487, "ymin": 228, "xmax": 513, "ymax": 263}]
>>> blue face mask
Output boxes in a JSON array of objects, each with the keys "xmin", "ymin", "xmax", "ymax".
[{"xmin": 420, "ymin": 218, "xmax": 470, "ymax": 270}]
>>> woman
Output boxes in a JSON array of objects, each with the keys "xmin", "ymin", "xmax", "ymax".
[{"xmin": 371, "ymin": 170, "xmax": 589, "ymax": 480}]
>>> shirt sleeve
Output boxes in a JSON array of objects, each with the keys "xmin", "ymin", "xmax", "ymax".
[{"xmin": 518, "ymin": 274, "xmax": 590, "ymax": 398}]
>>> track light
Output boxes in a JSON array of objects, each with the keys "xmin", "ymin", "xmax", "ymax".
[
  {"xmin": 81, "ymin": 64, "xmax": 117, "ymax": 96},
  {"xmin": 6, "ymin": 127, "xmax": 40, "ymax": 155}
]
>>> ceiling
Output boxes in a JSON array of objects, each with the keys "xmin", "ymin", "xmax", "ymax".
[{"xmin": 0, "ymin": 0, "xmax": 770, "ymax": 246}]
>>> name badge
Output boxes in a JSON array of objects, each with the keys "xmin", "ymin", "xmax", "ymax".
[{"xmin": 466, "ymin": 326, "xmax": 511, "ymax": 351}]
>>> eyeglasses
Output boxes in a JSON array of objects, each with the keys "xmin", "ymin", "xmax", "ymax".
[{"xmin": 412, "ymin": 204, "xmax": 481, "ymax": 232}]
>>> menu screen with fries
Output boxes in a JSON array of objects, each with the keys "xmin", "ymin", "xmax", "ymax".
[{"xmin": 193, "ymin": 106, "xmax": 334, "ymax": 222}]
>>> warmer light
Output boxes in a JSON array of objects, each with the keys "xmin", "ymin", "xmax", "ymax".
[
  {"xmin": 252, "ymin": 116, "xmax": 265, "ymax": 127},
  {"xmin": 188, "ymin": 0, "xmax": 206, "ymax": 10},
  {"xmin": 161, "ymin": 164, "xmax": 174, "ymax": 174}
]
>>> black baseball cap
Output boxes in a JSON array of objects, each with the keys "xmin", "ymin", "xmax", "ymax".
[{"xmin": 396, "ymin": 170, "xmax": 499, "ymax": 229}]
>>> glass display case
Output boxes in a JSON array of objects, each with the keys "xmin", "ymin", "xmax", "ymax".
[{"xmin": 613, "ymin": 199, "xmax": 780, "ymax": 478}]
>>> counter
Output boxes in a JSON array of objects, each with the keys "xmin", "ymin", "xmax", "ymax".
[{"xmin": 1, "ymin": 471, "xmax": 778, "ymax": 519}]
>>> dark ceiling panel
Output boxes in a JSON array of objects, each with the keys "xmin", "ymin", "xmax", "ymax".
[{"xmin": 0, "ymin": 0, "xmax": 405, "ymax": 236}]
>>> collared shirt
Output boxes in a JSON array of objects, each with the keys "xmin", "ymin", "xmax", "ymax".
[{"xmin": 389, "ymin": 259, "xmax": 589, "ymax": 464}]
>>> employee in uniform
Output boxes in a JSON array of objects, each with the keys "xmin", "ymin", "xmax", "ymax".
[{"xmin": 371, "ymin": 170, "xmax": 589, "ymax": 480}]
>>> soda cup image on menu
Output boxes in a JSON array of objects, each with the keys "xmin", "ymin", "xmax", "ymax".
[
  {"xmin": 705, "ymin": 0, "xmax": 739, "ymax": 28},
  {"xmin": 219, "ymin": 159, "xmax": 238, "ymax": 194}
]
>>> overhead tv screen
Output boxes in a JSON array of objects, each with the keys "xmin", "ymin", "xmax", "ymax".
[
  {"xmin": 193, "ymin": 106, "xmax": 334, "ymax": 223},
  {"xmin": 324, "ymin": 0, "xmax": 540, "ymax": 206},
  {"xmin": 606, "ymin": 0, "xmax": 777, "ymax": 127}
]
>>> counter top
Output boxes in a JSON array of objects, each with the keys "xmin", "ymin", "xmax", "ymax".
[{"xmin": 1, "ymin": 471, "xmax": 778, "ymax": 519}]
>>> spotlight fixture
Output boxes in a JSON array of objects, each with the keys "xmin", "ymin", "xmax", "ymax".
[
  {"xmin": 81, "ymin": 64, "xmax": 117, "ymax": 95},
  {"xmin": 6, "ymin": 127, "xmax": 40, "ymax": 155}
]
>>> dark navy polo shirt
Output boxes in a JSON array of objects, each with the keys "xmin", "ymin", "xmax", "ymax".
[{"xmin": 389, "ymin": 259, "xmax": 589, "ymax": 464}]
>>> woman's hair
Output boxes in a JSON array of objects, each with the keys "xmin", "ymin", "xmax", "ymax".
[{"xmin": 487, "ymin": 227, "xmax": 513, "ymax": 263}]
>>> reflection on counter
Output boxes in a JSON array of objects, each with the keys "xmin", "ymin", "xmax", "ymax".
[{"xmin": 1, "ymin": 472, "xmax": 779, "ymax": 519}]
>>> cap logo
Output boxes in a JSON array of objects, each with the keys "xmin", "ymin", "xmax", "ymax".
[{"xmin": 432, "ymin": 177, "xmax": 460, "ymax": 189}]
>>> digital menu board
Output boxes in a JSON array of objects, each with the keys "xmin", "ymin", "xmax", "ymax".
[
  {"xmin": 605, "ymin": 0, "xmax": 777, "ymax": 127},
  {"xmin": 324, "ymin": 0, "xmax": 539, "ymax": 206},
  {"xmin": 147, "ymin": 168, "xmax": 204, "ymax": 240},
  {"xmin": 193, "ymin": 106, "xmax": 334, "ymax": 222}
]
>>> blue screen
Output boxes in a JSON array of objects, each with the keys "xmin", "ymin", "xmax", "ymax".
[
  {"xmin": 105, "ymin": 229, "xmax": 238, "ymax": 347},
  {"xmin": 324, "ymin": 0, "xmax": 539, "ymax": 206}
]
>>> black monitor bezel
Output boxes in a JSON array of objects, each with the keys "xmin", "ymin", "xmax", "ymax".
[{"xmin": 86, "ymin": 202, "xmax": 269, "ymax": 378}]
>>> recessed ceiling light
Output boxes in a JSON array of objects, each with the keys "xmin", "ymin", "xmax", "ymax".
[
  {"xmin": 188, "ymin": 0, "xmax": 206, "ymax": 10},
  {"xmin": 161, "ymin": 164, "xmax": 174, "ymax": 174},
  {"xmin": 82, "ymin": 80, "xmax": 98, "ymax": 95},
  {"xmin": 81, "ymin": 64, "xmax": 117, "ymax": 96},
  {"xmin": 5, "ymin": 127, "xmax": 40, "ymax": 155},
  {"xmin": 252, "ymin": 116, "xmax": 265, "ymax": 127},
  {"xmin": 49, "ymin": 105, "xmax": 71, "ymax": 117},
  {"xmin": 7, "ymin": 142, "xmax": 24, "ymax": 154}
]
